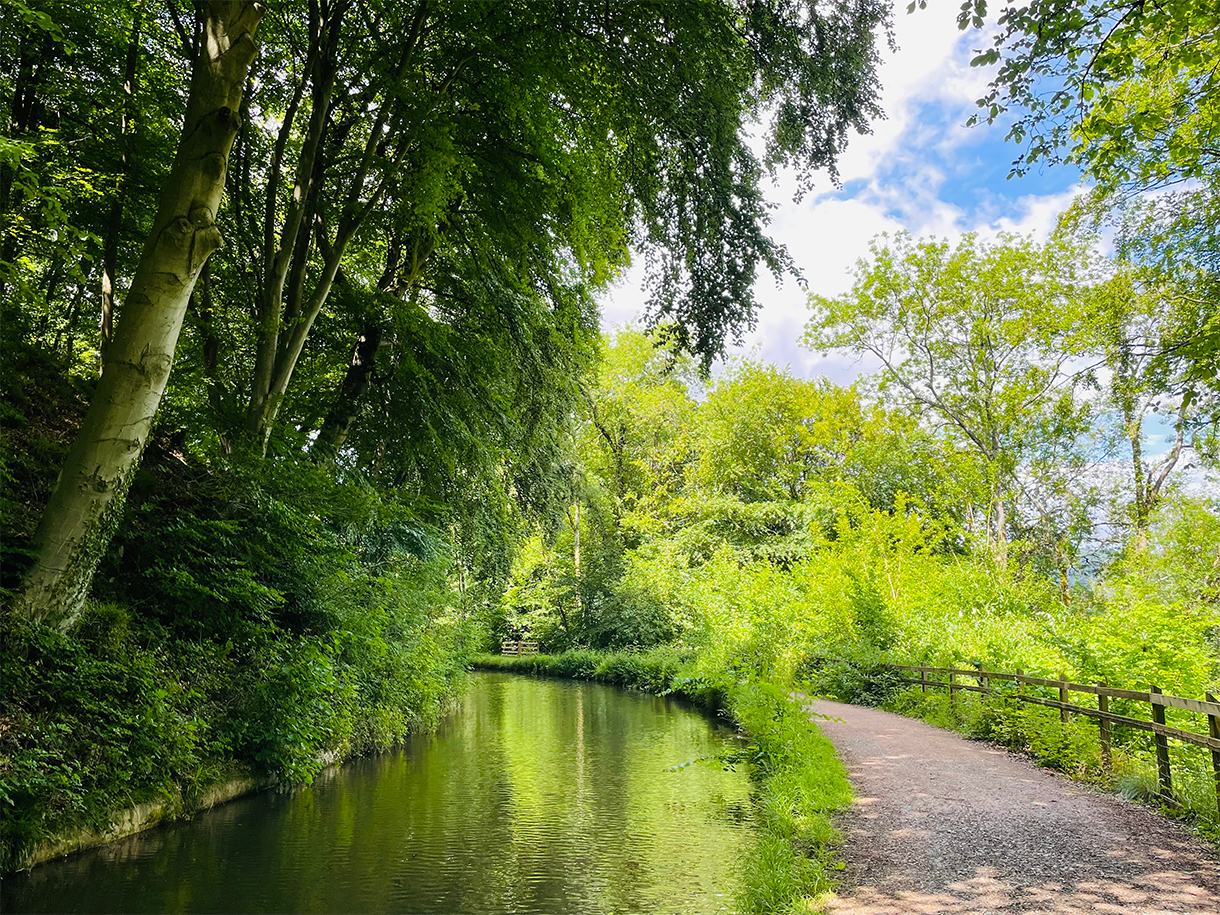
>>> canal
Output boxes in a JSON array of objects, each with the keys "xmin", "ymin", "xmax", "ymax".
[{"xmin": 2, "ymin": 672, "xmax": 756, "ymax": 914}]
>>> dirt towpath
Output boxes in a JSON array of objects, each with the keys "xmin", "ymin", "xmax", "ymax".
[{"xmin": 805, "ymin": 698, "xmax": 1219, "ymax": 915}]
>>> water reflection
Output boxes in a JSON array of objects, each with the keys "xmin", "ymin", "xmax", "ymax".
[{"xmin": 3, "ymin": 673, "xmax": 754, "ymax": 914}]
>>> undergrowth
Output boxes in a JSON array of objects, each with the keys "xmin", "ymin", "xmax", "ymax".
[
  {"xmin": 1, "ymin": 437, "xmax": 476, "ymax": 872},
  {"xmin": 476, "ymin": 649, "xmax": 853, "ymax": 914}
]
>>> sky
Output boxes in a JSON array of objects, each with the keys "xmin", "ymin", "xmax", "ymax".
[{"xmin": 600, "ymin": 2, "xmax": 1084, "ymax": 384}]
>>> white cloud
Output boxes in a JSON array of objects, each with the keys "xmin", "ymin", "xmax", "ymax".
[
  {"xmin": 600, "ymin": 4, "xmax": 1085, "ymax": 384},
  {"xmin": 824, "ymin": 4, "xmax": 991, "ymax": 186}
]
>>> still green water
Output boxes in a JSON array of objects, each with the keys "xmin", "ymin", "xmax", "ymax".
[{"xmin": 3, "ymin": 673, "xmax": 755, "ymax": 914}]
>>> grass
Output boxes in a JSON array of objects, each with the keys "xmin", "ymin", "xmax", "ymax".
[{"xmin": 474, "ymin": 650, "xmax": 854, "ymax": 914}]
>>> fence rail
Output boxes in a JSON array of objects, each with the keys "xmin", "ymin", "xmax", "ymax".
[
  {"xmin": 501, "ymin": 640, "xmax": 540, "ymax": 657},
  {"xmin": 821, "ymin": 659, "xmax": 1220, "ymax": 819}
]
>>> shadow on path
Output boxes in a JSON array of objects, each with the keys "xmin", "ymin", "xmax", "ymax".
[{"xmin": 806, "ymin": 699, "xmax": 1219, "ymax": 915}]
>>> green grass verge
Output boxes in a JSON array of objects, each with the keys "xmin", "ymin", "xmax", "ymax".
[{"xmin": 473, "ymin": 650, "xmax": 853, "ymax": 914}]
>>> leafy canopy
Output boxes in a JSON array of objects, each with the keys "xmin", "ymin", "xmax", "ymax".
[{"xmin": 954, "ymin": 0, "xmax": 1220, "ymax": 191}]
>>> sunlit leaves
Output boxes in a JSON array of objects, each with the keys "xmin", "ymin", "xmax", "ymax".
[
  {"xmin": 961, "ymin": 0, "xmax": 1220, "ymax": 191},
  {"xmin": 806, "ymin": 231, "xmax": 1108, "ymax": 561}
]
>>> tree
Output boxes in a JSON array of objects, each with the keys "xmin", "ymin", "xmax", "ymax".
[
  {"xmin": 1069, "ymin": 187, "xmax": 1220, "ymax": 446},
  {"xmin": 961, "ymin": 0, "xmax": 1219, "ymax": 192},
  {"xmin": 1077, "ymin": 270, "xmax": 1202, "ymax": 542},
  {"xmin": 12, "ymin": 0, "xmax": 893, "ymax": 627},
  {"xmin": 806, "ymin": 231, "xmax": 1102, "ymax": 565},
  {"xmin": 957, "ymin": 0, "xmax": 1220, "ymax": 428},
  {"xmin": 580, "ymin": 328, "xmax": 701, "ymax": 527},
  {"xmin": 14, "ymin": 1, "xmax": 262, "ymax": 628},
  {"xmin": 218, "ymin": 0, "xmax": 894, "ymax": 451},
  {"xmin": 694, "ymin": 363, "xmax": 865, "ymax": 503},
  {"xmin": 1, "ymin": 0, "xmax": 190, "ymax": 354}
]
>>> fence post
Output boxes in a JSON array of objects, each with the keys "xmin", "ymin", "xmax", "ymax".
[
  {"xmin": 949, "ymin": 670, "xmax": 957, "ymax": 705},
  {"xmin": 920, "ymin": 668, "xmax": 927, "ymax": 694},
  {"xmin": 1059, "ymin": 672, "xmax": 1070, "ymax": 723},
  {"xmin": 1207, "ymin": 693, "xmax": 1220, "ymax": 823},
  {"xmin": 1149, "ymin": 685, "xmax": 1174, "ymax": 804},
  {"xmin": 977, "ymin": 662, "xmax": 988, "ymax": 693},
  {"xmin": 1097, "ymin": 683, "xmax": 1111, "ymax": 770}
]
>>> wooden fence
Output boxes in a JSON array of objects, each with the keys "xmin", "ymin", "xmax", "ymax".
[
  {"xmin": 823, "ymin": 659, "xmax": 1220, "ymax": 819},
  {"xmin": 500, "ymin": 640, "xmax": 540, "ymax": 657}
]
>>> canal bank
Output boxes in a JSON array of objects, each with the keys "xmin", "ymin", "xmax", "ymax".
[
  {"xmin": 14, "ymin": 773, "xmax": 264, "ymax": 872},
  {"xmin": 7, "ymin": 745, "xmax": 346, "ymax": 873}
]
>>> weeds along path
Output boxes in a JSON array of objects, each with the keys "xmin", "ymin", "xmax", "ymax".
[{"xmin": 805, "ymin": 699, "xmax": 1219, "ymax": 915}]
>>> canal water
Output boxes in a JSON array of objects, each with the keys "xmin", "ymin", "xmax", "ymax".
[{"xmin": 2, "ymin": 672, "xmax": 756, "ymax": 914}]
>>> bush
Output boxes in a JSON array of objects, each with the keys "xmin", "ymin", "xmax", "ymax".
[{"xmin": 1, "ymin": 453, "xmax": 477, "ymax": 868}]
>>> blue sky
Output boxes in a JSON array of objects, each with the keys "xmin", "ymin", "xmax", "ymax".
[{"xmin": 602, "ymin": 3, "xmax": 1084, "ymax": 383}]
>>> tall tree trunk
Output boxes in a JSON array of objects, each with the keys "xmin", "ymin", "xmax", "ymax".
[
  {"xmin": 1127, "ymin": 403, "xmax": 1150, "ymax": 550},
  {"xmin": 993, "ymin": 495, "xmax": 1007, "ymax": 570},
  {"xmin": 15, "ymin": 1, "xmax": 262, "ymax": 629},
  {"xmin": 311, "ymin": 322, "xmax": 383, "ymax": 463},
  {"xmin": 100, "ymin": 5, "xmax": 143, "ymax": 364},
  {"xmin": 246, "ymin": 0, "xmax": 340, "ymax": 445},
  {"xmin": 187, "ymin": 263, "xmax": 233, "ymax": 453},
  {"xmin": 54, "ymin": 266, "xmax": 92, "ymax": 361},
  {"xmin": 35, "ymin": 259, "xmax": 65, "ymax": 346},
  {"xmin": 572, "ymin": 500, "xmax": 581, "ymax": 616}
]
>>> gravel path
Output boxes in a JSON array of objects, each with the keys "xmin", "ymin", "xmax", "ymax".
[{"xmin": 805, "ymin": 698, "xmax": 1220, "ymax": 915}]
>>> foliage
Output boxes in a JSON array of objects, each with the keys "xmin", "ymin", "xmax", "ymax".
[
  {"xmin": 0, "ymin": 358, "xmax": 477, "ymax": 867},
  {"xmin": 0, "ymin": 339, "xmax": 87, "ymax": 600},
  {"xmin": 1, "ymin": 2, "xmax": 903, "ymax": 851},
  {"xmin": 807, "ymin": 230, "xmax": 1107, "ymax": 567},
  {"xmin": 489, "ymin": 315, "xmax": 1220, "ymax": 859},
  {"xmin": 960, "ymin": 0, "xmax": 1219, "ymax": 191},
  {"xmin": 1, "ymin": 528, "xmax": 471, "ymax": 867},
  {"xmin": 0, "ymin": 610, "xmax": 213, "ymax": 869},
  {"xmin": 730, "ymin": 681, "xmax": 852, "ymax": 915},
  {"xmin": 4, "ymin": 0, "xmax": 1220, "ymax": 886},
  {"xmin": 953, "ymin": 0, "xmax": 1220, "ymax": 428}
]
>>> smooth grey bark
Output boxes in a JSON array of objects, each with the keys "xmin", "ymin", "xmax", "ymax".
[{"xmin": 15, "ymin": 1, "xmax": 263, "ymax": 629}]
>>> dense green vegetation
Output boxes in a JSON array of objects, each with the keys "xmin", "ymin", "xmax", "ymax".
[
  {"xmin": 1, "ymin": 0, "xmax": 891, "ymax": 873},
  {"xmin": 1, "ymin": 338, "xmax": 477, "ymax": 866},
  {"xmin": 494, "ymin": 325, "xmax": 1219, "ymax": 839},
  {"xmin": 2, "ymin": 0, "xmax": 1219, "ymax": 909}
]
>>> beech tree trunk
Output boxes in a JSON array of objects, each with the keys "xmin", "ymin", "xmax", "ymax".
[
  {"xmin": 311, "ymin": 322, "xmax": 383, "ymax": 463},
  {"xmin": 15, "ymin": 1, "xmax": 262, "ymax": 629}
]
